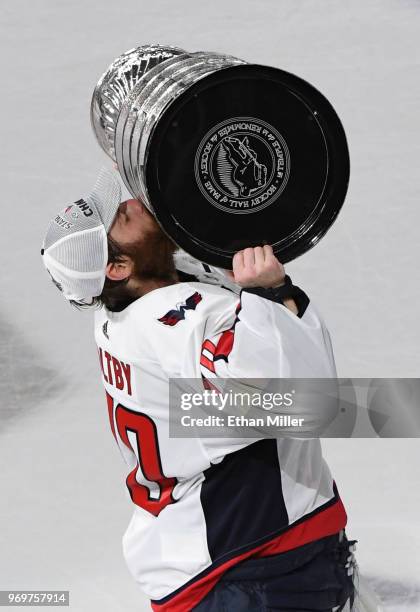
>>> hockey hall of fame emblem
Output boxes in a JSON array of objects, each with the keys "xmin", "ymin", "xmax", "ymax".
[{"xmin": 194, "ymin": 117, "xmax": 291, "ymax": 215}]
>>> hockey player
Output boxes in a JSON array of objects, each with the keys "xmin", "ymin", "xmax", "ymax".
[{"xmin": 41, "ymin": 169, "xmax": 360, "ymax": 611}]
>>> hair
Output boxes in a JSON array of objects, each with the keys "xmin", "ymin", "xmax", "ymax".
[{"xmin": 70, "ymin": 235, "xmax": 138, "ymax": 312}]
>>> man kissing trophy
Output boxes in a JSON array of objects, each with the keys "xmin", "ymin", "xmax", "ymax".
[{"xmin": 42, "ymin": 44, "xmax": 383, "ymax": 611}]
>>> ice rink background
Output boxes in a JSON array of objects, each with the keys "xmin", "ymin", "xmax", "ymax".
[{"xmin": 1, "ymin": 0, "xmax": 419, "ymax": 610}]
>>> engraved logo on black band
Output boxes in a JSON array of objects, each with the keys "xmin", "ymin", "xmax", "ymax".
[{"xmin": 195, "ymin": 117, "xmax": 290, "ymax": 214}]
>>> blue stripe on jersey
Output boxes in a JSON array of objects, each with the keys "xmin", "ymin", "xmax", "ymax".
[{"xmin": 200, "ymin": 439, "xmax": 288, "ymax": 561}]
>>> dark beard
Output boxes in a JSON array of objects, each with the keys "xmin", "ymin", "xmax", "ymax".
[
  {"xmin": 100, "ymin": 220, "xmax": 178, "ymax": 312},
  {"xmin": 124, "ymin": 222, "xmax": 178, "ymax": 282}
]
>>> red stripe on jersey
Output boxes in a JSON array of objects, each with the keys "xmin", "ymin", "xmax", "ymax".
[
  {"xmin": 214, "ymin": 329, "xmax": 234, "ymax": 360},
  {"xmin": 151, "ymin": 493, "xmax": 347, "ymax": 611},
  {"xmin": 200, "ymin": 299, "xmax": 241, "ymax": 369},
  {"xmin": 200, "ymin": 355, "xmax": 215, "ymax": 373},
  {"xmin": 200, "ymin": 300, "xmax": 241, "ymax": 373},
  {"xmin": 202, "ymin": 376, "xmax": 221, "ymax": 392},
  {"xmin": 202, "ymin": 339, "xmax": 216, "ymax": 353}
]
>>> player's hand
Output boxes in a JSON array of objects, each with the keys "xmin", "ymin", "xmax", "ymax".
[{"xmin": 225, "ymin": 245, "xmax": 286, "ymax": 288}]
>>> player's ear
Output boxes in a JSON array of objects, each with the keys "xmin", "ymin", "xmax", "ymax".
[{"xmin": 105, "ymin": 257, "xmax": 133, "ymax": 282}]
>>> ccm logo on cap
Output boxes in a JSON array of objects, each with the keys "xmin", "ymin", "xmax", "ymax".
[{"xmin": 74, "ymin": 199, "xmax": 93, "ymax": 217}]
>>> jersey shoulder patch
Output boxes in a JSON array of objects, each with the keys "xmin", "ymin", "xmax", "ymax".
[{"xmin": 157, "ymin": 291, "xmax": 202, "ymax": 326}]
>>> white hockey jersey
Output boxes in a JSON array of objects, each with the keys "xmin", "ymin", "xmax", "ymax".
[{"xmin": 94, "ymin": 281, "xmax": 347, "ymax": 611}]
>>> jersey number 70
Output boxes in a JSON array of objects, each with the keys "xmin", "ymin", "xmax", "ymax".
[{"xmin": 106, "ymin": 392, "xmax": 178, "ymax": 517}]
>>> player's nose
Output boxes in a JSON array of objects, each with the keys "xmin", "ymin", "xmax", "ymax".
[{"xmin": 127, "ymin": 198, "xmax": 145, "ymax": 215}]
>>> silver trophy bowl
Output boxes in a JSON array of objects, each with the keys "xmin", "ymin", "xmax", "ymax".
[
  {"xmin": 90, "ymin": 44, "xmax": 187, "ymax": 162},
  {"xmin": 90, "ymin": 45, "xmax": 349, "ymax": 268},
  {"xmin": 91, "ymin": 44, "xmax": 244, "ymax": 211}
]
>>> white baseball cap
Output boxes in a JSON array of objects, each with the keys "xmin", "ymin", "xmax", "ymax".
[{"xmin": 41, "ymin": 168, "xmax": 122, "ymax": 303}]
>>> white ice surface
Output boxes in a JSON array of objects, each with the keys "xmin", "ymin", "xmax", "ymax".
[{"xmin": 1, "ymin": 0, "xmax": 419, "ymax": 610}]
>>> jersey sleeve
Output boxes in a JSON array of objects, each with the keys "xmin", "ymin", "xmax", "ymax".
[
  {"xmin": 198, "ymin": 288, "xmax": 339, "ymax": 441},
  {"xmin": 200, "ymin": 289, "xmax": 337, "ymax": 379}
]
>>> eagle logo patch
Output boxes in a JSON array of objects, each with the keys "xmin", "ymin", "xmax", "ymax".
[{"xmin": 158, "ymin": 292, "xmax": 202, "ymax": 326}]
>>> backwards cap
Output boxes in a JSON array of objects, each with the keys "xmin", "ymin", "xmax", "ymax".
[{"xmin": 41, "ymin": 168, "xmax": 121, "ymax": 303}]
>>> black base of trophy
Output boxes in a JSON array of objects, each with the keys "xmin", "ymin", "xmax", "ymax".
[{"xmin": 146, "ymin": 64, "xmax": 349, "ymax": 267}]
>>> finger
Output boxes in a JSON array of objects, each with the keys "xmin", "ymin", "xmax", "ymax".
[
  {"xmin": 243, "ymin": 247, "xmax": 255, "ymax": 268},
  {"xmin": 265, "ymin": 246, "xmax": 280, "ymax": 265},
  {"xmin": 263, "ymin": 244, "xmax": 274, "ymax": 259},
  {"xmin": 233, "ymin": 250, "xmax": 244, "ymax": 271},
  {"xmin": 254, "ymin": 246, "xmax": 265, "ymax": 267}
]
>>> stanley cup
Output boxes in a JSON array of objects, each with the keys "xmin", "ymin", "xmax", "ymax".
[
  {"xmin": 91, "ymin": 44, "xmax": 349, "ymax": 267},
  {"xmin": 91, "ymin": 44, "xmax": 245, "ymax": 213}
]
